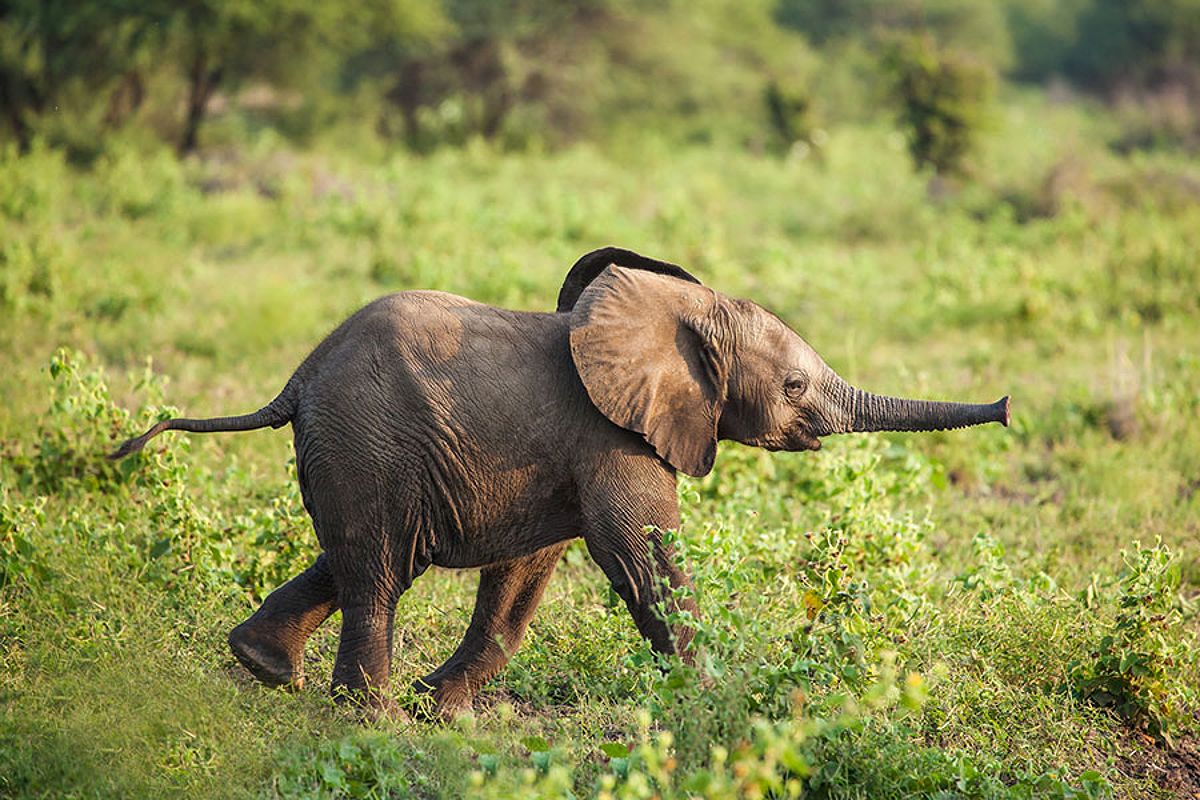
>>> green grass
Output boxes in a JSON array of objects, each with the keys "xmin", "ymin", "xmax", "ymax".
[{"xmin": 2, "ymin": 98, "xmax": 1199, "ymax": 798}]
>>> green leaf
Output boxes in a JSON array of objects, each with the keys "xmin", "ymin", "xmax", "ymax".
[
  {"xmin": 599, "ymin": 742, "xmax": 629, "ymax": 759},
  {"xmin": 338, "ymin": 740, "xmax": 359, "ymax": 761},
  {"xmin": 780, "ymin": 747, "xmax": 809, "ymax": 776},
  {"xmin": 521, "ymin": 735, "xmax": 550, "ymax": 753}
]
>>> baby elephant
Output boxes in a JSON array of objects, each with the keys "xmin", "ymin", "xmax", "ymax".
[{"xmin": 111, "ymin": 247, "xmax": 1009, "ymax": 717}]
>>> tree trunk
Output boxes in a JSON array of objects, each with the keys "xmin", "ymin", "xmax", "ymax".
[
  {"xmin": 454, "ymin": 40, "xmax": 511, "ymax": 140},
  {"xmin": 180, "ymin": 48, "xmax": 221, "ymax": 155},
  {"xmin": 480, "ymin": 84, "xmax": 512, "ymax": 140},
  {"xmin": 104, "ymin": 70, "xmax": 145, "ymax": 129},
  {"xmin": 386, "ymin": 60, "xmax": 425, "ymax": 148},
  {"xmin": 0, "ymin": 68, "xmax": 39, "ymax": 153}
]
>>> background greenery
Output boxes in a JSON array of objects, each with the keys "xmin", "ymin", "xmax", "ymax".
[{"xmin": 2, "ymin": 1, "xmax": 1199, "ymax": 797}]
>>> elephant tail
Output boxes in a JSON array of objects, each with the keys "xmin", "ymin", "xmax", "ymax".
[{"xmin": 107, "ymin": 381, "xmax": 297, "ymax": 460}]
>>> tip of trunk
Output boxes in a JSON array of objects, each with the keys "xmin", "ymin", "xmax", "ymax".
[{"xmin": 997, "ymin": 395, "xmax": 1011, "ymax": 427}]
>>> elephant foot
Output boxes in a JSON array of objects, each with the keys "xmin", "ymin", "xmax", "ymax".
[
  {"xmin": 228, "ymin": 622, "xmax": 303, "ymax": 690},
  {"xmin": 329, "ymin": 683, "xmax": 411, "ymax": 724},
  {"xmin": 408, "ymin": 676, "xmax": 474, "ymax": 722}
]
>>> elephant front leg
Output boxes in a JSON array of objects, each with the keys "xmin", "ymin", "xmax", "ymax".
[
  {"xmin": 414, "ymin": 541, "xmax": 568, "ymax": 719},
  {"xmin": 579, "ymin": 459, "xmax": 699, "ymax": 661},
  {"xmin": 229, "ymin": 553, "xmax": 339, "ymax": 689},
  {"xmin": 584, "ymin": 525, "xmax": 699, "ymax": 662}
]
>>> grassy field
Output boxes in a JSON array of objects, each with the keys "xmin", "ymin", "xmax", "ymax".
[{"xmin": 2, "ymin": 94, "xmax": 1200, "ymax": 798}]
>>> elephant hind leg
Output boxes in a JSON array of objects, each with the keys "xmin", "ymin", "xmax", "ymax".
[
  {"xmin": 331, "ymin": 595, "xmax": 401, "ymax": 711},
  {"xmin": 326, "ymin": 538, "xmax": 418, "ymax": 713},
  {"xmin": 229, "ymin": 553, "xmax": 339, "ymax": 689},
  {"xmin": 414, "ymin": 541, "xmax": 568, "ymax": 719}
]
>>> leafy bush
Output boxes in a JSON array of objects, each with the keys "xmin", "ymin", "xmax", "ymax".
[
  {"xmin": 274, "ymin": 677, "xmax": 1109, "ymax": 799},
  {"xmin": 88, "ymin": 143, "xmax": 191, "ymax": 220},
  {"xmin": 884, "ymin": 34, "xmax": 993, "ymax": 176},
  {"xmin": 0, "ymin": 493, "xmax": 50, "ymax": 592},
  {"xmin": 954, "ymin": 531, "xmax": 1017, "ymax": 598},
  {"xmin": 2, "ymin": 349, "xmax": 178, "ymax": 495},
  {"xmin": 763, "ymin": 80, "xmax": 824, "ymax": 159},
  {"xmin": 273, "ymin": 731, "xmax": 420, "ymax": 798},
  {"xmin": 1070, "ymin": 540, "xmax": 1199, "ymax": 742},
  {"xmin": 0, "ymin": 142, "xmax": 68, "ymax": 222},
  {"xmin": 224, "ymin": 464, "xmax": 321, "ymax": 603},
  {"xmin": 1, "ymin": 349, "xmax": 318, "ymax": 602},
  {"xmin": 0, "ymin": 228, "xmax": 64, "ymax": 311}
]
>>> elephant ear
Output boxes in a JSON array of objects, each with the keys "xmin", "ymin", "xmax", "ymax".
[
  {"xmin": 570, "ymin": 265, "xmax": 729, "ymax": 477},
  {"xmin": 556, "ymin": 246, "xmax": 701, "ymax": 312}
]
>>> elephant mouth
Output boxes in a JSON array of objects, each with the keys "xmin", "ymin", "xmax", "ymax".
[
  {"xmin": 787, "ymin": 428, "xmax": 822, "ymax": 451},
  {"xmin": 751, "ymin": 424, "xmax": 822, "ymax": 452},
  {"xmin": 778, "ymin": 413, "xmax": 824, "ymax": 451}
]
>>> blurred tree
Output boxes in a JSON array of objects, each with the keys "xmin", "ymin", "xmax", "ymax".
[
  {"xmin": 344, "ymin": 0, "xmax": 614, "ymax": 149},
  {"xmin": 884, "ymin": 34, "xmax": 992, "ymax": 177},
  {"xmin": 0, "ymin": 1, "xmax": 148, "ymax": 151},
  {"xmin": 143, "ymin": 0, "xmax": 353, "ymax": 154},
  {"xmin": 1002, "ymin": 0, "xmax": 1089, "ymax": 82},
  {"xmin": 763, "ymin": 79, "xmax": 822, "ymax": 159},
  {"xmin": 774, "ymin": 0, "xmax": 1013, "ymax": 71},
  {"xmin": 0, "ymin": 0, "xmax": 447, "ymax": 154},
  {"xmin": 8, "ymin": 0, "xmax": 1196, "ymax": 158},
  {"xmin": 1064, "ymin": 0, "xmax": 1200, "ymax": 90},
  {"xmin": 339, "ymin": 0, "xmax": 450, "ymax": 147},
  {"xmin": 1003, "ymin": 0, "xmax": 1200, "ymax": 92}
]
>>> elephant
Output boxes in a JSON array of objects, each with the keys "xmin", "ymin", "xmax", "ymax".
[{"xmin": 110, "ymin": 246, "xmax": 1009, "ymax": 718}]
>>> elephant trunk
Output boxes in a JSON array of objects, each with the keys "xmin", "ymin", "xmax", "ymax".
[{"xmin": 812, "ymin": 372, "xmax": 1009, "ymax": 436}]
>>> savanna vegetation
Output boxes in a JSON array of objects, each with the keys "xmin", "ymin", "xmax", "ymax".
[{"xmin": 2, "ymin": 0, "xmax": 1200, "ymax": 797}]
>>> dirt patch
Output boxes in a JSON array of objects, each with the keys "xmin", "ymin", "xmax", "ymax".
[{"xmin": 1118, "ymin": 731, "xmax": 1200, "ymax": 798}]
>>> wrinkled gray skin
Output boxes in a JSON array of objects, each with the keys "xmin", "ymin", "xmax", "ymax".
[{"xmin": 111, "ymin": 247, "xmax": 1009, "ymax": 718}]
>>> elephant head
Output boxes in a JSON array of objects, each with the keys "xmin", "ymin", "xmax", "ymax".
[{"xmin": 569, "ymin": 265, "xmax": 1009, "ymax": 477}]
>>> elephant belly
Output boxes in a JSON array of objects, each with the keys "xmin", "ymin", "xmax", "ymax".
[
  {"xmin": 295, "ymin": 420, "xmax": 582, "ymax": 583},
  {"xmin": 419, "ymin": 452, "xmax": 583, "ymax": 569},
  {"xmin": 429, "ymin": 504, "xmax": 580, "ymax": 569}
]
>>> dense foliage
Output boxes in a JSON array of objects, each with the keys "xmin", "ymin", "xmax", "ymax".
[{"xmin": 3, "ymin": 0, "xmax": 1199, "ymax": 155}]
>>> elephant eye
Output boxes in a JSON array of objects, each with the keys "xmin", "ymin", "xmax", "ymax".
[{"xmin": 783, "ymin": 371, "xmax": 809, "ymax": 399}]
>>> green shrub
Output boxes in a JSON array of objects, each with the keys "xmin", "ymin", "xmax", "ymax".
[
  {"xmin": 5, "ymin": 349, "xmax": 177, "ymax": 495},
  {"xmin": 3, "ymin": 349, "xmax": 318, "ymax": 602},
  {"xmin": 461, "ymin": 672, "xmax": 1108, "ymax": 799},
  {"xmin": 954, "ymin": 531, "xmax": 1017, "ymax": 598},
  {"xmin": 763, "ymin": 80, "xmax": 823, "ymax": 159},
  {"xmin": 88, "ymin": 143, "xmax": 191, "ymax": 220},
  {"xmin": 884, "ymin": 34, "xmax": 993, "ymax": 176},
  {"xmin": 273, "ymin": 731, "xmax": 419, "ymax": 799},
  {"xmin": 0, "ymin": 229, "xmax": 64, "ymax": 311},
  {"xmin": 1069, "ymin": 539, "xmax": 1199, "ymax": 742},
  {"xmin": 0, "ymin": 493, "xmax": 50, "ymax": 592},
  {"xmin": 0, "ymin": 142, "xmax": 68, "ymax": 222},
  {"xmin": 224, "ymin": 464, "xmax": 320, "ymax": 603}
]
